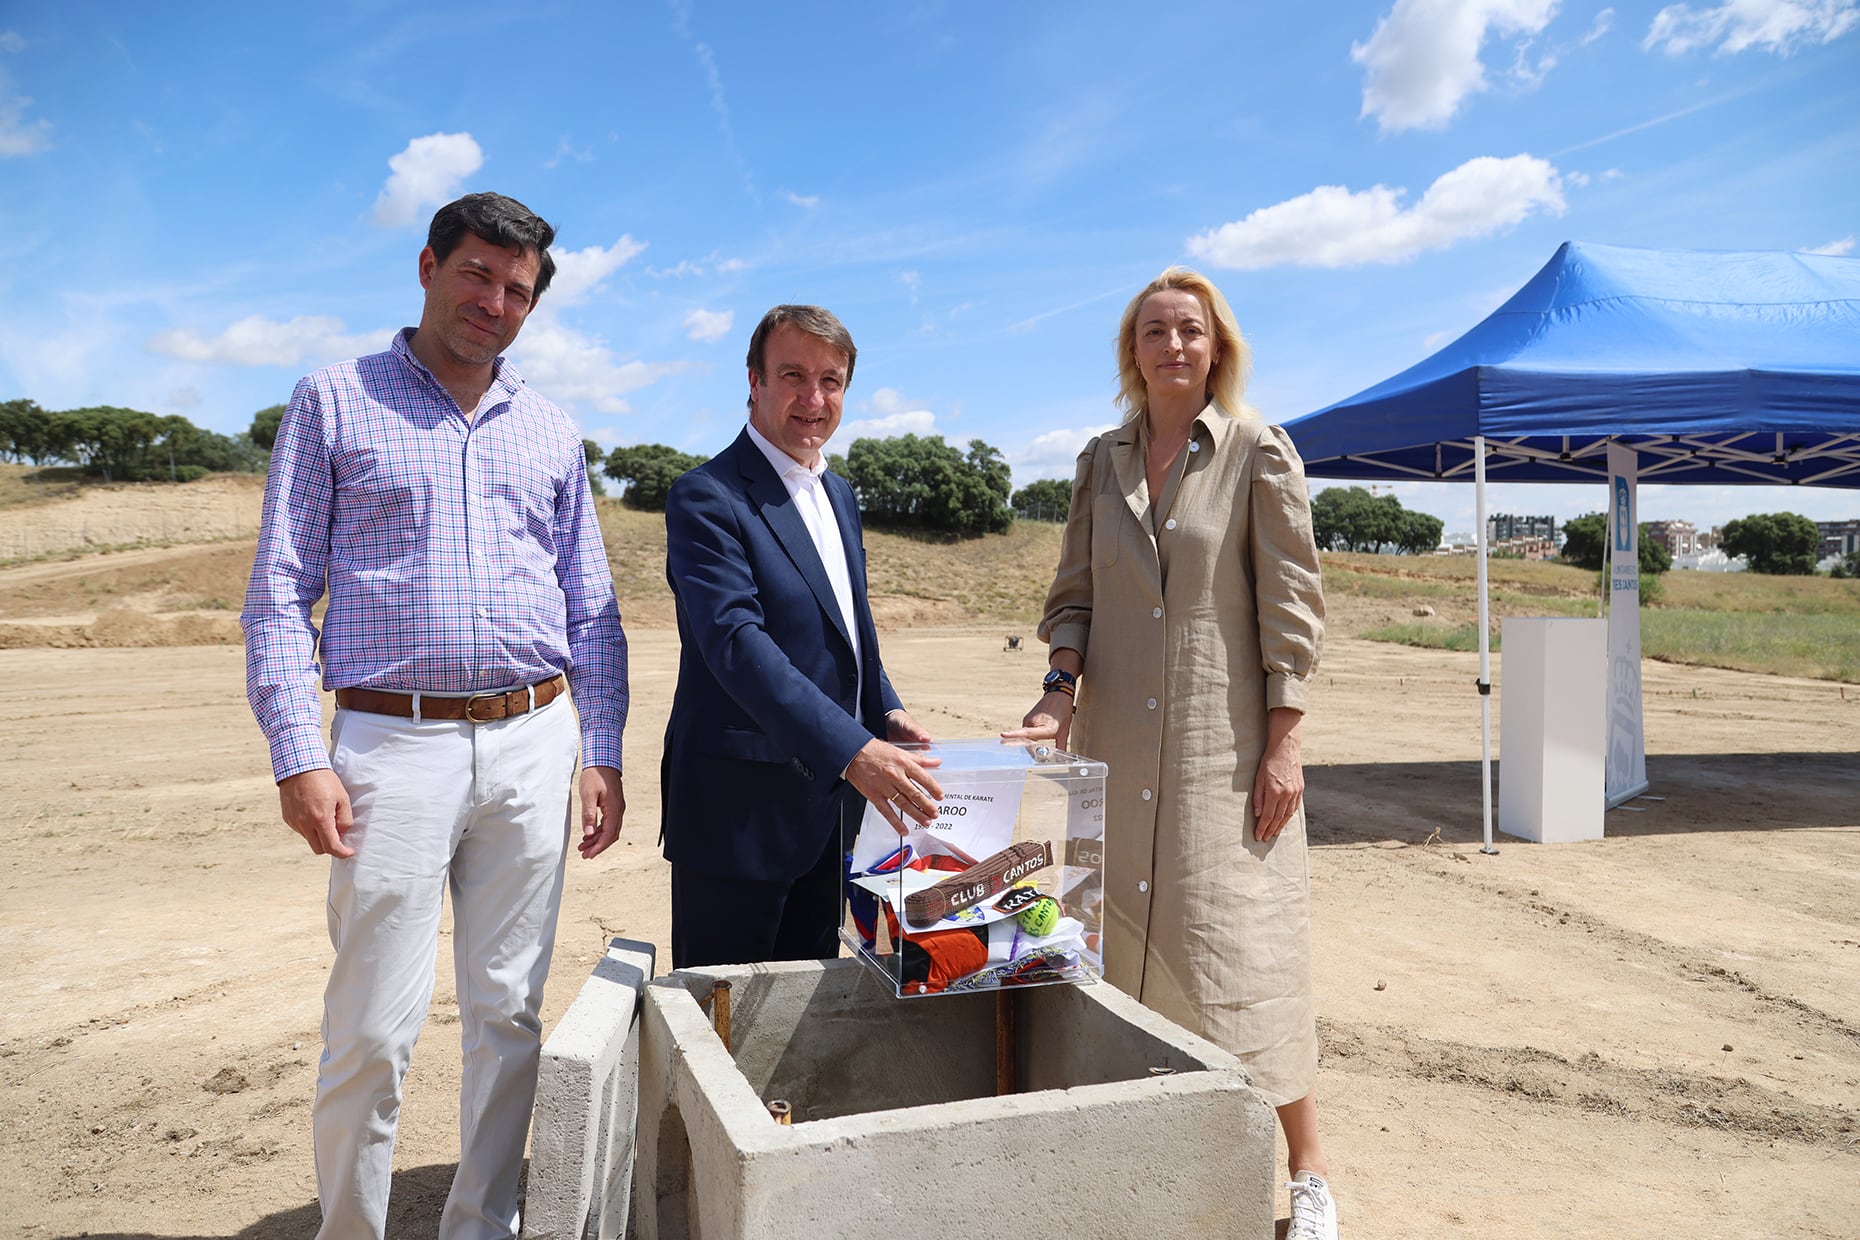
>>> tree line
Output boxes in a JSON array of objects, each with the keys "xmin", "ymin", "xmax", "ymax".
[
  {"xmin": 1309, "ymin": 486, "xmax": 1444, "ymax": 555},
  {"xmin": 602, "ymin": 433, "xmax": 1021, "ymax": 537},
  {"xmin": 16, "ymin": 394, "xmax": 1851, "ymax": 573},
  {"xmin": 1565, "ymin": 509, "xmax": 1851, "ymax": 576},
  {"xmin": 1, "ymin": 398, "xmax": 278, "ymax": 482}
]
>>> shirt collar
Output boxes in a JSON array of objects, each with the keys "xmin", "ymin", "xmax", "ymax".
[
  {"xmin": 745, "ymin": 420, "xmax": 826, "ymax": 482},
  {"xmin": 391, "ymin": 327, "xmax": 525, "ymax": 403},
  {"xmin": 1127, "ymin": 400, "xmax": 1228, "ymax": 451}
]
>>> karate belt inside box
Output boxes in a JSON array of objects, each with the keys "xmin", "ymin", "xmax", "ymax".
[{"xmin": 842, "ymin": 739, "xmax": 1107, "ymax": 998}]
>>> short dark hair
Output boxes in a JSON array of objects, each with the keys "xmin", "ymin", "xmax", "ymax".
[
  {"xmin": 745, "ymin": 305, "xmax": 857, "ymax": 390},
  {"xmin": 427, "ymin": 192, "xmax": 557, "ymax": 299}
]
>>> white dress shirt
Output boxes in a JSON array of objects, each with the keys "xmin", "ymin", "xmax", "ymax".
[{"xmin": 744, "ymin": 422, "xmax": 863, "ymax": 703}]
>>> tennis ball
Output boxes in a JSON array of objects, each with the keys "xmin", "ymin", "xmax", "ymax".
[{"xmin": 1018, "ymin": 896, "xmax": 1060, "ymax": 937}]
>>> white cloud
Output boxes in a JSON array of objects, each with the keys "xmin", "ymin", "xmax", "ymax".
[
  {"xmin": 371, "ymin": 132, "xmax": 483, "ymax": 228},
  {"xmin": 1582, "ymin": 7, "xmax": 1617, "ymax": 42},
  {"xmin": 899, "ymin": 270, "xmax": 922, "ymax": 303},
  {"xmin": 1186, "ymin": 153, "xmax": 1567, "ymax": 269},
  {"xmin": 546, "ymin": 236, "xmax": 647, "ymax": 306},
  {"xmin": 1644, "ymin": 0, "xmax": 1858, "ymax": 54},
  {"xmin": 508, "ymin": 318, "xmax": 691, "ymax": 415},
  {"xmin": 683, "ymin": 308, "xmax": 734, "ymax": 343},
  {"xmin": 645, "ymin": 251, "xmax": 745, "ymax": 279},
  {"xmin": 1804, "ymin": 235, "xmax": 1855, "ymax": 255},
  {"xmin": 0, "ymin": 30, "xmax": 27, "ymax": 53},
  {"xmin": 840, "ymin": 409, "xmax": 937, "ymax": 440},
  {"xmin": 146, "ymin": 315, "xmax": 388, "ymax": 368},
  {"xmin": 1009, "ymin": 425, "xmax": 1118, "ymax": 484},
  {"xmin": 0, "ymin": 69, "xmax": 52, "ymax": 156},
  {"xmin": 839, "ymin": 388, "xmax": 938, "ymax": 440},
  {"xmin": 780, "ymin": 190, "xmax": 821, "ymax": 208},
  {"xmin": 1353, "ymin": 0, "xmax": 1562, "ymax": 132},
  {"xmin": 543, "ymin": 137, "xmax": 593, "ymax": 169}
]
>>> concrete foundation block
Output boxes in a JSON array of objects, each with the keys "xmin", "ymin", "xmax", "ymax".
[
  {"xmin": 635, "ymin": 958, "xmax": 1276, "ymax": 1240},
  {"xmin": 524, "ymin": 937, "xmax": 657, "ymax": 1240}
]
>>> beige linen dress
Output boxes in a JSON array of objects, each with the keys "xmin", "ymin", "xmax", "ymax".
[{"xmin": 1038, "ymin": 403, "xmax": 1325, "ymax": 1105}]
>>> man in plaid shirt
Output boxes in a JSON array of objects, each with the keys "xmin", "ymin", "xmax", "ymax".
[{"xmin": 242, "ymin": 192, "xmax": 627, "ymax": 1240}]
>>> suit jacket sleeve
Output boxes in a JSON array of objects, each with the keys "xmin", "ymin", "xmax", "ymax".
[{"xmin": 666, "ymin": 467, "xmax": 880, "ymax": 780}]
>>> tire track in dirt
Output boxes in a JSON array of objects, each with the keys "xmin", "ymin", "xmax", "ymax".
[{"xmin": 1319, "ymin": 1017, "xmax": 1859, "ymax": 1149}]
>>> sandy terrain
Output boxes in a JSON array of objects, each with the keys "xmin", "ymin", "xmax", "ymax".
[
  {"xmin": 0, "ymin": 476, "xmax": 1855, "ymax": 1237},
  {"xmin": 2, "ymin": 616, "xmax": 1856, "ymax": 1239}
]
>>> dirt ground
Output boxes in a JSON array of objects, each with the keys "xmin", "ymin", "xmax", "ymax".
[
  {"xmin": 0, "ymin": 475, "xmax": 265, "ymax": 563},
  {"xmin": 2, "ymin": 613, "xmax": 1856, "ymax": 1239}
]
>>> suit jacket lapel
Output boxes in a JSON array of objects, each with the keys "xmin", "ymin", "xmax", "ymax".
[{"xmin": 734, "ymin": 432, "xmax": 855, "ymax": 651}]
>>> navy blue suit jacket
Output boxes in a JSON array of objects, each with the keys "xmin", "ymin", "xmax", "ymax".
[{"xmin": 660, "ymin": 429, "xmax": 903, "ymax": 882}]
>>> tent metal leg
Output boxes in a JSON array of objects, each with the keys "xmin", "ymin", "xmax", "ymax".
[{"xmin": 1475, "ymin": 436, "xmax": 1498, "ymax": 855}]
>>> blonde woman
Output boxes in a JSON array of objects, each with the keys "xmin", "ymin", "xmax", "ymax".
[{"xmin": 1006, "ymin": 267, "xmax": 1336, "ymax": 1239}]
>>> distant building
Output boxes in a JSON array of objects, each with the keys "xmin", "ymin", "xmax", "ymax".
[
  {"xmin": 1488, "ymin": 513, "xmax": 1556, "ymax": 543},
  {"xmin": 1492, "ymin": 536, "xmax": 1559, "ymax": 560},
  {"xmin": 1645, "ymin": 519, "xmax": 1699, "ymax": 558},
  {"xmin": 1699, "ymin": 525, "xmax": 1723, "ymax": 552},
  {"xmin": 1817, "ymin": 518, "xmax": 1860, "ymax": 559}
]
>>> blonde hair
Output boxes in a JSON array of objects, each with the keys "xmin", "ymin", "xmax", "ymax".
[{"xmin": 1114, "ymin": 266, "xmax": 1251, "ymax": 417}]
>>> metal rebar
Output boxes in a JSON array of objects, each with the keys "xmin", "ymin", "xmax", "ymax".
[
  {"xmin": 995, "ymin": 990, "xmax": 1016, "ymax": 1095},
  {"xmin": 710, "ymin": 979, "xmax": 732, "ymax": 1054}
]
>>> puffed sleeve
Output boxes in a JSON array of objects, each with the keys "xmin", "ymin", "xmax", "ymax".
[
  {"xmin": 1034, "ymin": 437, "xmax": 1101, "ymax": 659},
  {"xmin": 1249, "ymin": 424, "xmax": 1325, "ymax": 712}
]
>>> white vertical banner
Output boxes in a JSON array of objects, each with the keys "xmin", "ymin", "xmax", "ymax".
[{"xmin": 1605, "ymin": 443, "xmax": 1648, "ymax": 807}]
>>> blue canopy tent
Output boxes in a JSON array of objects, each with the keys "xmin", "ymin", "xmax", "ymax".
[{"xmin": 1282, "ymin": 241, "xmax": 1860, "ymax": 848}]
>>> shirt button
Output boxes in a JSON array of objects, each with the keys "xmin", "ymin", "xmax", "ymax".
[
  {"xmin": 1137, "ymin": 880, "xmax": 1150, "ymax": 894},
  {"xmin": 1147, "ymin": 697, "xmax": 1157, "ymax": 710},
  {"xmin": 1152, "ymin": 607, "xmax": 1163, "ymax": 619},
  {"xmin": 1141, "ymin": 788, "xmax": 1153, "ymax": 801},
  {"xmin": 1188, "ymin": 442, "xmax": 1201, "ymax": 453},
  {"xmin": 1164, "ymin": 518, "xmax": 1176, "ymax": 530}
]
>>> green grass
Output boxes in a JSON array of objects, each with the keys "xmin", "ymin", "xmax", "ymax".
[
  {"xmin": 1642, "ymin": 610, "xmax": 1860, "ymax": 683},
  {"xmin": 1363, "ymin": 608, "xmax": 1860, "ymax": 683},
  {"xmin": 1359, "ymin": 621, "xmax": 1498, "ymax": 653},
  {"xmin": 1329, "ymin": 550, "xmax": 1860, "ymax": 682}
]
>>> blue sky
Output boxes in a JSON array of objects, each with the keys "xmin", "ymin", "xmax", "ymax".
[{"xmin": 1, "ymin": 0, "xmax": 1856, "ymax": 533}]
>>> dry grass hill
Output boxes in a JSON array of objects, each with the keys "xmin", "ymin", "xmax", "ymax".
[{"xmin": 1, "ymin": 465, "xmax": 1855, "ymax": 682}]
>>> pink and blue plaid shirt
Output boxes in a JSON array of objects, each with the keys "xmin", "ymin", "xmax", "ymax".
[{"xmin": 242, "ymin": 329, "xmax": 628, "ymax": 781}]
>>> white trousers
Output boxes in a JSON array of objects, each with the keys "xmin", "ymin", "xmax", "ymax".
[{"xmin": 315, "ymin": 695, "xmax": 578, "ymax": 1240}]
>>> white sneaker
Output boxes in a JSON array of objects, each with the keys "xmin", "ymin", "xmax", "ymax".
[{"xmin": 1286, "ymin": 1170, "xmax": 1340, "ymax": 1240}]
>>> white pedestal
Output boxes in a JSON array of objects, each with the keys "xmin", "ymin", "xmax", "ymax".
[{"xmin": 1500, "ymin": 617, "xmax": 1605, "ymax": 843}]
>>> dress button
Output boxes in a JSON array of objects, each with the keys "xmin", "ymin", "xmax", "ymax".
[
  {"xmin": 1164, "ymin": 518, "xmax": 1176, "ymax": 530},
  {"xmin": 1147, "ymin": 697, "xmax": 1157, "ymax": 710},
  {"xmin": 1137, "ymin": 880, "xmax": 1150, "ymax": 894},
  {"xmin": 1152, "ymin": 607, "xmax": 1163, "ymax": 619},
  {"xmin": 1141, "ymin": 788, "xmax": 1153, "ymax": 801}
]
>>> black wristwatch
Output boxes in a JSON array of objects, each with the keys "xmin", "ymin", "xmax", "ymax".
[{"xmin": 1042, "ymin": 668, "xmax": 1078, "ymax": 694}]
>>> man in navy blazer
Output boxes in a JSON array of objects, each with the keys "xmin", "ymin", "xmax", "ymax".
[{"xmin": 661, "ymin": 305, "xmax": 944, "ymax": 968}]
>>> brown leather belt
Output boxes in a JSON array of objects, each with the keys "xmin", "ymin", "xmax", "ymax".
[{"xmin": 335, "ymin": 675, "xmax": 566, "ymax": 723}]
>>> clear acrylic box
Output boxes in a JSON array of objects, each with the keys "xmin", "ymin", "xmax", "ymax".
[{"xmin": 842, "ymin": 739, "xmax": 1106, "ymax": 998}]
